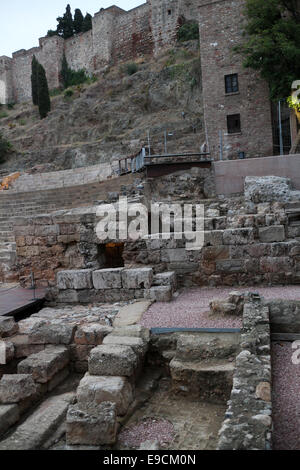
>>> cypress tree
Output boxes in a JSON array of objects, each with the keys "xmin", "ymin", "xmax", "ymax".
[
  {"xmin": 57, "ymin": 4, "xmax": 74, "ymax": 39},
  {"xmin": 82, "ymin": 13, "xmax": 92, "ymax": 32},
  {"xmin": 60, "ymin": 53, "xmax": 70, "ymax": 89},
  {"xmin": 31, "ymin": 55, "xmax": 39, "ymax": 106},
  {"xmin": 37, "ymin": 64, "xmax": 51, "ymax": 119},
  {"xmin": 74, "ymin": 9, "xmax": 84, "ymax": 34}
]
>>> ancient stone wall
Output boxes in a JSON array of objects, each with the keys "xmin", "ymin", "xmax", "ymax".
[
  {"xmin": 198, "ymin": 0, "xmax": 273, "ymax": 160},
  {"xmin": 64, "ymin": 31, "xmax": 94, "ymax": 72},
  {"xmin": 0, "ymin": 57, "xmax": 13, "ymax": 104}
]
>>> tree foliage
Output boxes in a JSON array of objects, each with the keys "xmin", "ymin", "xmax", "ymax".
[
  {"xmin": 74, "ymin": 8, "xmax": 84, "ymax": 34},
  {"xmin": 237, "ymin": 0, "xmax": 300, "ymax": 101},
  {"xmin": 37, "ymin": 64, "xmax": 51, "ymax": 119},
  {"xmin": 82, "ymin": 13, "xmax": 93, "ymax": 32},
  {"xmin": 31, "ymin": 55, "xmax": 39, "ymax": 106},
  {"xmin": 177, "ymin": 22, "xmax": 200, "ymax": 42},
  {"xmin": 0, "ymin": 133, "xmax": 12, "ymax": 163},
  {"xmin": 60, "ymin": 54, "xmax": 92, "ymax": 89},
  {"xmin": 46, "ymin": 5, "xmax": 92, "ymax": 38}
]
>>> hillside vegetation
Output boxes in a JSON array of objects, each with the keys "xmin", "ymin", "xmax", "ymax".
[{"xmin": 0, "ymin": 41, "xmax": 204, "ymax": 173}]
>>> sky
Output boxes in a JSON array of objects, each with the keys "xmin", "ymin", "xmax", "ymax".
[{"xmin": 0, "ymin": 1, "xmax": 144, "ymax": 57}]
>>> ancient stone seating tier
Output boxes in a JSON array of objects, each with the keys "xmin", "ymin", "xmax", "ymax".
[{"xmin": 55, "ymin": 268, "xmax": 176, "ymax": 304}]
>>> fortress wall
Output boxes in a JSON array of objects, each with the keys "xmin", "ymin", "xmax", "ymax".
[
  {"xmin": 65, "ymin": 30, "xmax": 94, "ymax": 73},
  {"xmin": 150, "ymin": 0, "xmax": 182, "ymax": 56},
  {"xmin": 11, "ymin": 36, "xmax": 64, "ymax": 102},
  {"xmin": 92, "ymin": 8, "xmax": 119, "ymax": 70},
  {"xmin": 113, "ymin": 3, "xmax": 154, "ymax": 63},
  {"xmin": 0, "ymin": 57, "xmax": 13, "ymax": 104}
]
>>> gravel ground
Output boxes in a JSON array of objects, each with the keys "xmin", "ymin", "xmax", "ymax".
[
  {"xmin": 272, "ymin": 341, "xmax": 300, "ymax": 450},
  {"xmin": 141, "ymin": 286, "xmax": 300, "ymax": 329},
  {"xmin": 118, "ymin": 418, "xmax": 175, "ymax": 449}
]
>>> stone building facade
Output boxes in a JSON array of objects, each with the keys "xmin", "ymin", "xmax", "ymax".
[
  {"xmin": 198, "ymin": 0, "xmax": 273, "ymax": 160},
  {"xmin": 0, "ymin": 0, "xmax": 274, "ymax": 161}
]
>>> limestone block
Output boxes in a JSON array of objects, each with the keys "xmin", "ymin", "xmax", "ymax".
[
  {"xmin": 161, "ymin": 248, "xmax": 188, "ymax": 263},
  {"xmin": 74, "ymin": 324, "xmax": 112, "ymax": 345},
  {"xmin": 57, "ymin": 270, "xmax": 93, "ymax": 290},
  {"xmin": 111, "ymin": 328, "xmax": 150, "ymax": 347},
  {"xmin": 28, "ymin": 321, "xmax": 76, "ymax": 345},
  {"xmin": 0, "ymin": 404, "xmax": 20, "ymax": 435},
  {"xmin": 210, "ymin": 300, "xmax": 238, "ymax": 316},
  {"xmin": 245, "ymin": 176, "xmax": 293, "ymax": 203},
  {"xmin": 77, "ymin": 374, "xmax": 133, "ymax": 416},
  {"xmin": 4, "ymin": 335, "xmax": 44, "ymax": 359},
  {"xmin": 92, "ymin": 268, "xmax": 123, "ymax": 290},
  {"xmin": 122, "ymin": 268, "xmax": 153, "ymax": 289},
  {"xmin": 103, "ymin": 335, "xmax": 147, "ymax": 359},
  {"xmin": 259, "ymin": 226, "xmax": 285, "ymax": 243},
  {"xmin": 147, "ymin": 286, "xmax": 173, "ymax": 302},
  {"xmin": 69, "ymin": 345, "xmax": 94, "ymax": 362},
  {"xmin": 0, "ymin": 317, "xmax": 18, "ymax": 338},
  {"xmin": 216, "ymin": 260, "xmax": 244, "ymax": 273},
  {"xmin": 17, "ymin": 345, "xmax": 69, "ymax": 383},
  {"xmin": 66, "ymin": 402, "xmax": 117, "ymax": 446},
  {"xmin": 0, "ymin": 375, "xmax": 37, "ymax": 404},
  {"xmin": 153, "ymin": 272, "xmax": 176, "ymax": 290},
  {"xmin": 88, "ymin": 345, "xmax": 138, "ymax": 377},
  {"xmin": 223, "ymin": 228, "xmax": 255, "ymax": 245},
  {"xmin": 0, "ymin": 341, "xmax": 14, "ymax": 363}
]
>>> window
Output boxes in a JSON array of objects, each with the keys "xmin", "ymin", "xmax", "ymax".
[
  {"xmin": 225, "ymin": 74, "xmax": 239, "ymax": 94},
  {"xmin": 227, "ymin": 114, "xmax": 241, "ymax": 134},
  {"xmin": 168, "ymin": 9, "xmax": 172, "ymax": 15}
]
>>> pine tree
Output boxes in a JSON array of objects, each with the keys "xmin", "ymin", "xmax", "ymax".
[
  {"xmin": 31, "ymin": 55, "xmax": 39, "ymax": 106},
  {"xmin": 37, "ymin": 64, "xmax": 51, "ymax": 119},
  {"xmin": 74, "ymin": 9, "xmax": 84, "ymax": 34},
  {"xmin": 82, "ymin": 13, "xmax": 92, "ymax": 32}
]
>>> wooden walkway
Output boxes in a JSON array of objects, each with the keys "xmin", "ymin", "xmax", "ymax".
[{"xmin": 0, "ymin": 286, "xmax": 45, "ymax": 318}]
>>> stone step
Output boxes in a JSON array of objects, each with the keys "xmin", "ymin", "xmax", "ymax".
[
  {"xmin": 170, "ymin": 358, "xmax": 235, "ymax": 401},
  {"xmin": 17, "ymin": 346, "xmax": 70, "ymax": 384},
  {"xmin": 0, "ymin": 392, "xmax": 74, "ymax": 450},
  {"xmin": 175, "ymin": 332, "xmax": 240, "ymax": 362}
]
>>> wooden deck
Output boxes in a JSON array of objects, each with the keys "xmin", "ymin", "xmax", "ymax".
[{"xmin": 0, "ymin": 286, "xmax": 45, "ymax": 319}]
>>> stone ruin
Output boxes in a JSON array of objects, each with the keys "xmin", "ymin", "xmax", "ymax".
[{"xmin": 0, "ymin": 172, "xmax": 299, "ymax": 450}]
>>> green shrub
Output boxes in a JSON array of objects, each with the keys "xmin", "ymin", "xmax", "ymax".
[
  {"xmin": 177, "ymin": 22, "xmax": 199, "ymax": 42},
  {"xmin": 0, "ymin": 111, "xmax": 8, "ymax": 119},
  {"xmin": 0, "ymin": 133, "xmax": 12, "ymax": 163},
  {"xmin": 125, "ymin": 63, "xmax": 138, "ymax": 76},
  {"xmin": 64, "ymin": 88, "xmax": 74, "ymax": 98},
  {"xmin": 19, "ymin": 119, "xmax": 26, "ymax": 126},
  {"xmin": 50, "ymin": 87, "xmax": 63, "ymax": 97},
  {"xmin": 7, "ymin": 103, "xmax": 15, "ymax": 110}
]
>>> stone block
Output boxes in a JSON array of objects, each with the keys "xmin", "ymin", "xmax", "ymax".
[
  {"xmin": 0, "ymin": 317, "xmax": 18, "ymax": 338},
  {"xmin": 17, "ymin": 345, "xmax": 69, "ymax": 383},
  {"xmin": 147, "ymin": 286, "xmax": 173, "ymax": 302},
  {"xmin": 122, "ymin": 268, "xmax": 153, "ymax": 289},
  {"xmin": 110, "ymin": 325, "xmax": 150, "ymax": 342},
  {"xmin": 66, "ymin": 403, "xmax": 117, "ymax": 446},
  {"xmin": 223, "ymin": 228, "xmax": 255, "ymax": 245},
  {"xmin": 216, "ymin": 259, "xmax": 244, "ymax": 273},
  {"xmin": 92, "ymin": 268, "xmax": 123, "ymax": 290},
  {"xmin": 153, "ymin": 272, "xmax": 177, "ymax": 289},
  {"xmin": 74, "ymin": 324, "xmax": 112, "ymax": 346},
  {"xmin": 57, "ymin": 270, "xmax": 93, "ymax": 290},
  {"xmin": 0, "ymin": 404, "xmax": 20, "ymax": 436},
  {"xmin": 69, "ymin": 345, "xmax": 94, "ymax": 362},
  {"xmin": 88, "ymin": 345, "xmax": 138, "ymax": 377},
  {"xmin": 28, "ymin": 321, "xmax": 76, "ymax": 345},
  {"xmin": 259, "ymin": 226, "xmax": 285, "ymax": 243},
  {"xmin": 0, "ymin": 375, "xmax": 37, "ymax": 404},
  {"xmin": 77, "ymin": 374, "xmax": 133, "ymax": 416},
  {"xmin": 102, "ymin": 335, "xmax": 147, "ymax": 359},
  {"xmin": 5, "ymin": 335, "xmax": 44, "ymax": 359},
  {"xmin": 161, "ymin": 249, "xmax": 188, "ymax": 263}
]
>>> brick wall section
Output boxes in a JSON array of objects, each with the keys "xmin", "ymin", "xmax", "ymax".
[{"xmin": 198, "ymin": 0, "xmax": 273, "ymax": 160}]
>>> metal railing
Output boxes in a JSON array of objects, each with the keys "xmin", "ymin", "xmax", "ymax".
[{"xmin": 118, "ymin": 148, "xmax": 146, "ymax": 175}]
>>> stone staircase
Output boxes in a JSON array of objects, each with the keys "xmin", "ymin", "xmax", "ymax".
[{"xmin": 169, "ymin": 332, "xmax": 240, "ymax": 402}]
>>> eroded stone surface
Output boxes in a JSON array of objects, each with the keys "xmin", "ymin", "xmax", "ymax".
[
  {"xmin": 0, "ymin": 374, "xmax": 37, "ymax": 404},
  {"xmin": 17, "ymin": 346, "xmax": 69, "ymax": 383},
  {"xmin": 88, "ymin": 344, "xmax": 138, "ymax": 377},
  {"xmin": 77, "ymin": 374, "xmax": 133, "ymax": 416}
]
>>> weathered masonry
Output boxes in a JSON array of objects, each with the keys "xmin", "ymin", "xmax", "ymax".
[{"xmin": 198, "ymin": 0, "xmax": 273, "ymax": 160}]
